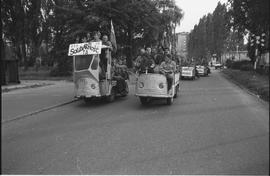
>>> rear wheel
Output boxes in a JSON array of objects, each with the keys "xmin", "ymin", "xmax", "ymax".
[
  {"xmin": 106, "ymin": 88, "xmax": 116, "ymax": 102},
  {"xmin": 84, "ymin": 98, "xmax": 92, "ymax": 103},
  {"xmin": 121, "ymin": 82, "xmax": 129, "ymax": 97},
  {"xmin": 140, "ymin": 97, "xmax": 150, "ymax": 105},
  {"xmin": 174, "ymin": 85, "xmax": 179, "ymax": 98},
  {"xmin": 166, "ymin": 97, "xmax": 173, "ymax": 105}
]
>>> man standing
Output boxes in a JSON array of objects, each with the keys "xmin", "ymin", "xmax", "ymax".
[
  {"xmin": 139, "ymin": 49, "xmax": 155, "ymax": 73},
  {"xmin": 91, "ymin": 31, "xmax": 102, "ymax": 42},
  {"xmin": 154, "ymin": 47, "xmax": 165, "ymax": 65},
  {"xmin": 159, "ymin": 54, "xmax": 176, "ymax": 91},
  {"xmin": 100, "ymin": 35, "xmax": 113, "ymax": 74},
  {"xmin": 86, "ymin": 32, "xmax": 91, "ymax": 42},
  {"xmin": 134, "ymin": 48, "xmax": 146, "ymax": 71}
]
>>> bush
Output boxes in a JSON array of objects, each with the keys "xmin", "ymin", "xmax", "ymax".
[
  {"xmin": 255, "ymin": 65, "xmax": 268, "ymax": 75},
  {"xmin": 225, "ymin": 59, "xmax": 233, "ymax": 68},
  {"xmin": 240, "ymin": 63, "xmax": 253, "ymax": 71},
  {"xmin": 49, "ymin": 66, "xmax": 72, "ymax": 77},
  {"xmin": 231, "ymin": 60, "xmax": 252, "ymax": 70}
]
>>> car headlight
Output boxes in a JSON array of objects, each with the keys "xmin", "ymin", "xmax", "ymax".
[
  {"xmin": 139, "ymin": 82, "xmax": 144, "ymax": 88},
  {"xmin": 159, "ymin": 83, "xmax": 164, "ymax": 89},
  {"xmin": 91, "ymin": 84, "xmax": 96, "ymax": 89}
]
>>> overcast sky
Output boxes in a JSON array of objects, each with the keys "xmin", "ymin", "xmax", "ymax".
[{"xmin": 175, "ymin": 0, "xmax": 227, "ymax": 33}]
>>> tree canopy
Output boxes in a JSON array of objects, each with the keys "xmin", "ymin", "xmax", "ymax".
[{"xmin": 1, "ymin": 0, "xmax": 183, "ymax": 74}]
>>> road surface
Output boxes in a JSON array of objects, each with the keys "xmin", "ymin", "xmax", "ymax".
[{"xmin": 2, "ymin": 70, "xmax": 269, "ymax": 174}]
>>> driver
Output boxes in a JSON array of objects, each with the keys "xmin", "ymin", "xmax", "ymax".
[
  {"xmin": 138, "ymin": 48, "xmax": 155, "ymax": 73},
  {"xmin": 112, "ymin": 59, "xmax": 128, "ymax": 95},
  {"xmin": 159, "ymin": 54, "xmax": 176, "ymax": 91}
]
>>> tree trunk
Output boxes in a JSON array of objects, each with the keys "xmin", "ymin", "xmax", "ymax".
[
  {"xmin": 126, "ymin": 25, "xmax": 133, "ymax": 68},
  {"xmin": 21, "ymin": 38, "xmax": 27, "ymax": 71}
]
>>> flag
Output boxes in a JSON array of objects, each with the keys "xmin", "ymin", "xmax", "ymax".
[{"xmin": 110, "ymin": 20, "xmax": 117, "ymax": 52}]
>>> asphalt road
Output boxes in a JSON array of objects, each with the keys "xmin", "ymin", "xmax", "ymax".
[
  {"xmin": 2, "ymin": 70, "xmax": 269, "ymax": 174},
  {"xmin": 1, "ymin": 81, "xmax": 74, "ymax": 122}
]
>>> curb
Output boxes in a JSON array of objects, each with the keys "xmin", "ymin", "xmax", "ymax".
[
  {"xmin": 2, "ymin": 83, "xmax": 53, "ymax": 93},
  {"xmin": 2, "ymin": 99, "xmax": 79, "ymax": 124},
  {"xmin": 221, "ymin": 71, "xmax": 269, "ymax": 104}
]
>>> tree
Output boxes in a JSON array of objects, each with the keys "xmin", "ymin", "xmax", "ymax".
[
  {"xmin": 187, "ymin": 2, "xmax": 229, "ymax": 62},
  {"xmin": 228, "ymin": 0, "xmax": 269, "ymax": 62},
  {"xmin": 2, "ymin": 0, "xmax": 183, "ymax": 75}
]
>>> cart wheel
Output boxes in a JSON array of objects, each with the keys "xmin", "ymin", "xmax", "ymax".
[
  {"xmin": 121, "ymin": 83, "xmax": 129, "ymax": 97},
  {"xmin": 174, "ymin": 85, "xmax": 179, "ymax": 98},
  {"xmin": 106, "ymin": 88, "xmax": 116, "ymax": 102},
  {"xmin": 140, "ymin": 97, "xmax": 149, "ymax": 105},
  {"xmin": 84, "ymin": 98, "xmax": 92, "ymax": 103},
  {"xmin": 166, "ymin": 97, "xmax": 173, "ymax": 105}
]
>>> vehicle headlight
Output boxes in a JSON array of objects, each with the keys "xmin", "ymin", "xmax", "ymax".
[
  {"xmin": 139, "ymin": 82, "xmax": 144, "ymax": 88},
  {"xmin": 159, "ymin": 83, "xmax": 164, "ymax": 89},
  {"xmin": 91, "ymin": 84, "xmax": 96, "ymax": 89}
]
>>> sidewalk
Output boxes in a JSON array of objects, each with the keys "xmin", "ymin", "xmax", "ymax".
[
  {"xmin": 2, "ymin": 80, "xmax": 76, "ymax": 123},
  {"xmin": 1, "ymin": 80, "xmax": 56, "ymax": 93}
]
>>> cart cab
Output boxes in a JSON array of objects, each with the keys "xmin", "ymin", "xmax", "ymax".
[
  {"xmin": 196, "ymin": 65, "xmax": 208, "ymax": 76},
  {"xmin": 68, "ymin": 41, "xmax": 124, "ymax": 102},
  {"xmin": 180, "ymin": 66, "xmax": 196, "ymax": 80},
  {"xmin": 135, "ymin": 70, "xmax": 180, "ymax": 105}
]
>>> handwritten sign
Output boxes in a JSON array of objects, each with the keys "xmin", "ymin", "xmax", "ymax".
[{"xmin": 68, "ymin": 42, "xmax": 102, "ymax": 56}]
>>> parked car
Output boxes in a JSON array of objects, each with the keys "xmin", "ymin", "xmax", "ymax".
[
  {"xmin": 213, "ymin": 62, "xmax": 223, "ymax": 69},
  {"xmin": 196, "ymin": 65, "xmax": 208, "ymax": 76},
  {"xmin": 180, "ymin": 66, "xmax": 196, "ymax": 80}
]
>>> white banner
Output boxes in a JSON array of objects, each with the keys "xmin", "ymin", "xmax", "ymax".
[{"xmin": 68, "ymin": 42, "xmax": 102, "ymax": 56}]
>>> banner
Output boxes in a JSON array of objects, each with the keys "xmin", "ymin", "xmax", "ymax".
[
  {"xmin": 68, "ymin": 42, "xmax": 102, "ymax": 56},
  {"xmin": 110, "ymin": 20, "xmax": 117, "ymax": 52}
]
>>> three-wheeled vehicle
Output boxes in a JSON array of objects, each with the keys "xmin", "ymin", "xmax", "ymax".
[
  {"xmin": 180, "ymin": 66, "xmax": 196, "ymax": 80},
  {"xmin": 68, "ymin": 41, "xmax": 128, "ymax": 103},
  {"xmin": 135, "ymin": 69, "xmax": 180, "ymax": 105},
  {"xmin": 196, "ymin": 65, "xmax": 208, "ymax": 76}
]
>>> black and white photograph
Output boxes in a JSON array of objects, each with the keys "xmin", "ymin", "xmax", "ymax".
[{"xmin": 1, "ymin": 0, "xmax": 269, "ymax": 175}]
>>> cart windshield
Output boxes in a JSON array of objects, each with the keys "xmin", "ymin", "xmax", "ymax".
[{"xmin": 74, "ymin": 55, "xmax": 93, "ymax": 71}]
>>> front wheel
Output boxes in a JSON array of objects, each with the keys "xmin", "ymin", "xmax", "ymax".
[
  {"xmin": 106, "ymin": 88, "xmax": 116, "ymax": 102},
  {"xmin": 166, "ymin": 97, "xmax": 173, "ymax": 105},
  {"xmin": 140, "ymin": 97, "xmax": 150, "ymax": 105},
  {"xmin": 121, "ymin": 82, "xmax": 129, "ymax": 97},
  {"xmin": 84, "ymin": 97, "xmax": 92, "ymax": 103},
  {"xmin": 174, "ymin": 85, "xmax": 179, "ymax": 98}
]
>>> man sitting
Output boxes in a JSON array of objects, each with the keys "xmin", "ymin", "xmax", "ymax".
[
  {"xmin": 134, "ymin": 48, "xmax": 146, "ymax": 71},
  {"xmin": 112, "ymin": 59, "xmax": 128, "ymax": 95},
  {"xmin": 159, "ymin": 54, "xmax": 176, "ymax": 91}
]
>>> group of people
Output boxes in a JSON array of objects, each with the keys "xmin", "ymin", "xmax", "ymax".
[
  {"xmin": 75, "ymin": 31, "xmax": 113, "ymax": 79},
  {"xmin": 134, "ymin": 47, "xmax": 177, "ymax": 91}
]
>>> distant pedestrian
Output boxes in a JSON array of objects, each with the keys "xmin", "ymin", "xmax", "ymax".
[
  {"xmin": 38, "ymin": 40, "xmax": 48, "ymax": 69},
  {"xmin": 35, "ymin": 57, "xmax": 42, "ymax": 72}
]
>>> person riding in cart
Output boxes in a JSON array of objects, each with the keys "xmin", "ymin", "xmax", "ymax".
[{"xmin": 159, "ymin": 54, "xmax": 176, "ymax": 91}]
